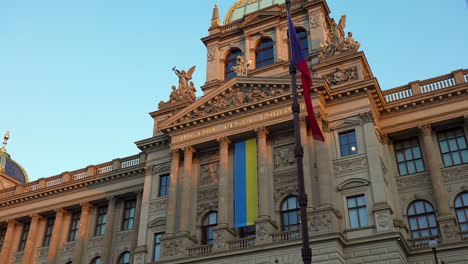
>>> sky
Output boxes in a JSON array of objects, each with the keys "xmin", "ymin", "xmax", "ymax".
[{"xmin": 1, "ymin": 0, "xmax": 467, "ymax": 181}]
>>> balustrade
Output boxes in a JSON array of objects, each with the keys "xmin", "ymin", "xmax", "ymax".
[
  {"xmin": 420, "ymin": 75, "xmax": 456, "ymax": 93},
  {"xmin": 227, "ymin": 237, "xmax": 255, "ymax": 250},
  {"xmin": 271, "ymin": 229, "xmax": 301, "ymax": 243},
  {"xmin": 384, "ymin": 87, "xmax": 413, "ymax": 102},
  {"xmin": 186, "ymin": 245, "xmax": 213, "ymax": 257},
  {"xmin": 46, "ymin": 176, "xmax": 63, "ymax": 187},
  {"xmin": 121, "ymin": 155, "xmax": 140, "ymax": 169},
  {"xmin": 407, "ymin": 235, "xmax": 440, "ymax": 249}
]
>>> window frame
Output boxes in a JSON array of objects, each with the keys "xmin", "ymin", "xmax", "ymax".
[
  {"xmin": 118, "ymin": 251, "xmax": 131, "ymax": 264},
  {"xmin": 407, "ymin": 200, "xmax": 439, "ymax": 239},
  {"xmin": 280, "ymin": 196, "xmax": 300, "ymax": 231},
  {"xmin": 255, "ymin": 37, "xmax": 274, "ymax": 68},
  {"xmin": 455, "ymin": 192, "xmax": 468, "ymax": 233},
  {"xmin": 437, "ymin": 128, "xmax": 468, "ymax": 167},
  {"xmin": 18, "ymin": 222, "xmax": 31, "ymax": 252},
  {"xmin": 295, "ymin": 27, "xmax": 309, "ymax": 57},
  {"xmin": 42, "ymin": 216, "xmax": 55, "ymax": 247},
  {"xmin": 394, "ymin": 137, "xmax": 425, "ymax": 176},
  {"xmin": 153, "ymin": 232, "xmax": 165, "ymax": 262},
  {"xmin": 122, "ymin": 199, "xmax": 136, "ymax": 231},
  {"xmin": 68, "ymin": 212, "xmax": 81, "ymax": 241},
  {"xmin": 339, "ymin": 130, "xmax": 359, "ymax": 157},
  {"xmin": 225, "ymin": 48, "xmax": 243, "ymax": 80},
  {"xmin": 158, "ymin": 174, "xmax": 170, "ymax": 197},
  {"xmin": 95, "ymin": 206, "xmax": 108, "ymax": 236},
  {"xmin": 201, "ymin": 211, "xmax": 218, "ymax": 245},
  {"xmin": 346, "ymin": 195, "xmax": 369, "ymax": 229},
  {"xmin": 90, "ymin": 256, "xmax": 101, "ymax": 264}
]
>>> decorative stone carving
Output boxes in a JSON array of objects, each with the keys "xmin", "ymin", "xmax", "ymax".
[
  {"xmin": 273, "ymin": 184, "xmax": 299, "ymax": 203},
  {"xmin": 198, "ymin": 187, "xmax": 218, "ymax": 201},
  {"xmin": 115, "ymin": 231, "xmax": 132, "ymax": 245},
  {"xmin": 207, "ymin": 48, "xmax": 216, "ymax": 62},
  {"xmin": 309, "ymin": 213, "xmax": 332, "ymax": 232},
  {"xmin": 309, "ymin": 13, "xmax": 322, "ymax": 28},
  {"xmin": 197, "ymin": 200, "xmax": 218, "ymax": 214},
  {"xmin": 214, "ymin": 231, "xmax": 224, "ymax": 249},
  {"xmin": 159, "ymin": 66, "xmax": 197, "ymax": 107},
  {"xmin": 256, "ymin": 222, "xmax": 268, "ymax": 242},
  {"xmin": 359, "ymin": 111, "xmax": 374, "ymax": 124},
  {"xmin": 149, "ymin": 198, "xmax": 168, "ymax": 215},
  {"xmin": 419, "ymin": 124, "xmax": 432, "ymax": 136},
  {"xmin": 273, "ymin": 144, "xmax": 295, "ymax": 169},
  {"xmin": 184, "ymin": 84, "xmax": 290, "ymax": 120},
  {"xmin": 87, "ymin": 236, "xmax": 103, "ymax": 251},
  {"xmin": 439, "ymin": 218, "xmax": 459, "ymax": 242},
  {"xmin": 161, "ymin": 238, "xmax": 185, "ymax": 258},
  {"xmin": 333, "ymin": 155, "xmax": 368, "ymax": 176},
  {"xmin": 61, "ymin": 241, "xmax": 76, "ymax": 254},
  {"xmin": 325, "ymin": 67, "xmax": 358, "ymax": 86},
  {"xmin": 396, "ymin": 173, "xmax": 431, "ymax": 192},
  {"xmin": 134, "ymin": 253, "xmax": 145, "ymax": 264},
  {"xmin": 442, "ymin": 164, "xmax": 468, "ymax": 182},
  {"xmin": 231, "ymin": 56, "xmax": 251, "ymax": 76},
  {"xmin": 376, "ymin": 211, "xmax": 391, "ymax": 229},
  {"xmin": 144, "ymin": 165, "xmax": 154, "ymax": 176},
  {"xmin": 199, "ymin": 162, "xmax": 219, "ymax": 185},
  {"xmin": 318, "ymin": 15, "xmax": 360, "ymax": 61}
]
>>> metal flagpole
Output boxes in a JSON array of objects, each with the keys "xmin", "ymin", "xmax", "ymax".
[{"xmin": 285, "ymin": 0, "xmax": 313, "ymax": 263}]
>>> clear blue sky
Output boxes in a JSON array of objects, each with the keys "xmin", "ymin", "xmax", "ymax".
[{"xmin": 1, "ymin": 0, "xmax": 466, "ymax": 181}]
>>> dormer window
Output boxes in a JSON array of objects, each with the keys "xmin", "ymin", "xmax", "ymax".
[
  {"xmin": 225, "ymin": 48, "xmax": 243, "ymax": 80},
  {"xmin": 255, "ymin": 38, "xmax": 274, "ymax": 68}
]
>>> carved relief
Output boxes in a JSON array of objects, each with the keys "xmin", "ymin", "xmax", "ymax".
[
  {"xmin": 442, "ymin": 165, "xmax": 468, "ymax": 182},
  {"xmin": 197, "ymin": 200, "xmax": 218, "ymax": 215},
  {"xmin": 134, "ymin": 253, "xmax": 145, "ymax": 264},
  {"xmin": 273, "ymin": 144, "xmax": 295, "ymax": 170},
  {"xmin": 333, "ymin": 155, "xmax": 368, "ymax": 176},
  {"xmin": 87, "ymin": 236, "xmax": 103, "ymax": 251},
  {"xmin": 198, "ymin": 187, "xmax": 218, "ymax": 201},
  {"xmin": 149, "ymin": 198, "xmax": 168, "ymax": 215},
  {"xmin": 199, "ymin": 162, "xmax": 219, "ymax": 185},
  {"xmin": 161, "ymin": 238, "xmax": 185, "ymax": 257},
  {"xmin": 184, "ymin": 85, "xmax": 289, "ymax": 120},
  {"xmin": 115, "ymin": 231, "xmax": 132, "ymax": 245},
  {"xmin": 396, "ymin": 173, "xmax": 431, "ymax": 192},
  {"xmin": 318, "ymin": 15, "xmax": 360, "ymax": 61},
  {"xmin": 324, "ymin": 67, "xmax": 358, "ymax": 86},
  {"xmin": 214, "ymin": 231, "xmax": 224, "ymax": 249},
  {"xmin": 256, "ymin": 222, "xmax": 268, "ymax": 242},
  {"xmin": 207, "ymin": 48, "xmax": 216, "ymax": 62},
  {"xmin": 309, "ymin": 13, "xmax": 322, "ymax": 28},
  {"xmin": 273, "ymin": 184, "xmax": 299, "ymax": 203},
  {"xmin": 376, "ymin": 211, "xmax": 391, "ymax": 229},
  {"xmin": 309, "ymin": 213, "xmax": 332, "ymax": 232}
]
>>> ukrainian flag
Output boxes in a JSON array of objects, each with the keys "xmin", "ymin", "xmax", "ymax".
[{"xmin": 234, "ymin": 138, "xmax": 258, "ymax": 228}]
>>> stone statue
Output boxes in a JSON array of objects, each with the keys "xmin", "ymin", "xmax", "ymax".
[
  {"xmin": 231, "ymin": 56, "xmax": 251, "ymax": 77},
  {"xmin": 159, "ymin": 66, "xmax": 198, "ymax": 107},
  {"xmin": 318, "ymin": 14, "xmax": 360, "ymax": 61}
]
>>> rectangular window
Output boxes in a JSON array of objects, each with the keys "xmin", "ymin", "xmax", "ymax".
[
  {"xmin": 18, "ymin": 222, "xmax": 31, "ymax": 252},
  {"xmin": 394, "ymin": 138, "xmax": 425, "ymax": 175},
  {"xmin": 438, "ymin": 128, "xmax": 468, "ymax": 167},
  {"xmin": 122, "ymin": 200, "xmax": 136, "ymax": 231},
  {"xmin": 42, "ymin": 217, "xmax": 55, "ymax": 247},
  {"xmin": 95, "ymin": 206, "xmax": 108, "ymax": 236},
  {"xmin": 153, "ymin": 232, "xmax": 164, "ymax": 262},
  {"xmin": 339, "ymin": 130, "xmax": 358, "ymax": 157},
  {"xmin": 159, "ymin": 174, "xmax": 170, "ymax": 197},
  {"xmin": 347, "ymin": 195, "xmax": 368, "ymax": 229},
  {"xmin": 68, "ymin": 212, "xmax": 81, "ymax": 241},
  {"xmin": 0, "ymin": 227, "xmax": 6, "ymax": 251}
]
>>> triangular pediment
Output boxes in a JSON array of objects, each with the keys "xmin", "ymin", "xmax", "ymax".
[
  {"xmin": 0, "ymin": 173, "xmax": 20, "ymax": 190},
  {"xmin": 159, "ymin": 76, "xmax": 326, "ymax": 132}
]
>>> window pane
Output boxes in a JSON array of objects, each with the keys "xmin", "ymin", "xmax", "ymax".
[
  {"xmin": 340, "ymin": 134, "xmax": 348, "ymax": 144},
  {"xmin": 418, "ymin": 216, "xmax": 428, "ymax": 228},
  {"xmin": 413, "ymin": 146, "xmax": 422, "ymax": 159},
  {"xmin": 461, "ymin": 223, "xmax": 468, "ymax": 231},
  {"xmin": 397, "ymin": 152, "xmax": 405, "ymax": 162},
  {"xmin": 407, "ymin": 162, "xmax": 416, "ymax": 174},
  {"xmin": 404, "ymin": 148, "xmax": 413, "ymax": 160},
  {"xmin": 341, "ymin": 146, "xmax": 349, "ymax": 156},
  {"xmin": 349, "ymin": 209, "xmax": 359, "ymax": 228},
  {"xmin": 428, "ymin": 214, "xmax": 437, "ymax": 227},
  {"xmin": 415, "ymin": 159, "xmax": 424, "ymax": 172},
  {"xmin": 443, "ymin": 154, "xmax": 453, "ymax": 166},
  {"xmin": 457, "ymin": 137, "xmax": 467, "ymax": 149},
  {"xmin": 408, "ymin": 205, "xmax": 415, "ymax": 216},
  {"xmin": 399, "ymin": 163, "xmax": 408, "ymax": 176},
  {"xmin": 358, "ymin": 208, "xmax": 368, "ymax": 227},
  {"xmin": 347, "ymin": 198, "xmax": 356, "ymax": 208},
  {"xmin": 209, "ymin": 213, "xmax": 217, "ymax": 225},
  {"xmin": 439, "ymin": 141, "xmax": 449, "ymax": 153},
  {"xmin": 290, "ymin": 212, "xmax": 298, "ymax": 225},
  {"xmin": 412, "ymin": 231, "xmax": 420, "ymax": 238},
  {"xmin": 349, "ymin": 133, "xmax": 357, "ymax": 144},
  {"xmin": 461, "ymin": 150, "xmax": 468, "ymax": 163},
  {"xmin": 448, "ymin": 139, "xmax": 458, "ymax": 151},
  {"xmin": 430, "ymin": 228, "xmax": 438, "ymax": 235},
  {"xmin": 453, "ymin": 152, "xmax": 462, "ymax": 165},
  {"xmin": 420, "ymin": 229, "xmax": 430, "ymax": 237},
  {"xmin": 357, "ymin": 196, "xmax": 366, "ymax": 206},
  {"xmin": 463, "ymin": 193, "xmax": 468, "ymax": 205},
  {"xmin": 283, "ymin": 214, "xmax": 289, "ymax": 226},
  {"xmin": 409, "ymin": 218, "xmax": 418, "ymax": 230},
  {"xmin": 457, "ymin": 210, "xmax": 466, "ymax": 222},
  {"xmin": 288, "ymin": 197, "xmax": 297, "ymax": 209},
  {"xmin": 415, "ymin": 202, "xmax": 425, "ymax": 214}
]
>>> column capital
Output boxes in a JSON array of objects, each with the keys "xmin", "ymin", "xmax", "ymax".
[
  {"xmin": 217, "ymin": 137, "xmax": 231, "ymax": 147},
  {"xmin": 30, "ymin": 214, "xmax": 45, "ymax": 222},
  {"xmin": 183, "ymin": 146, "xmax": 196, "ymax": 155},
  {"xmin": 419, "ymin": 124, "xmax": 433, "ymax": 136},
  {"xmin": 6, "ymin": 219, "xmax": 19, "ymax": 226},
  {"xmin": 106, "ymin": 195, "xmax": 118, "ymax": 202},
  {"xmin": 80, "ymin": 202, "xmax": 93, "ymax": 211},
  {"xmin": 134, "ymin": 189, "xmax": 144, "ymax": 197},
  {"xmin": 54, "ymin": 208, "xmax": 70, "ymax": 216},
  {"xmin": 170, "ymin": 148, "xmax": 180, "ymax": 159},
  {"xmin": 144, "ymin": 165, "xmax": 154, "ymax": 176},
  {"xmin": 360, "ymin": 111, "xmax": 374, "ymax": 124},
  {"xmin": 255, "ymin": 127, "xmax": 269, "ymax": 139}
]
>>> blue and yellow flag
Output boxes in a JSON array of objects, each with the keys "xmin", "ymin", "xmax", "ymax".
[{"xmin": 234, "ymin": 138, "xmax": 258, "ymax": 228}]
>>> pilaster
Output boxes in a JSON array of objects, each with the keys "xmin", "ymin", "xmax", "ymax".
[
  {"xmin": 217, "ymin": 137, "xmax": 232, "ymax": 227},
  {"xmin": 72, "ymin": 202, "xmax": 93, "ymax": 264},
  {"xmin": 102, "ymin": 196, "xmax": 118, "ymax": 263},
  {"xmin": 0, "ymin": 220, "xmax": 19, "ymax": 264},
  {"xmin": 47, "ymin": 209, "xmax": 68, "ymax": 264},
  {"xmin": 179, "ymin": 146, "xmax": 196, "ymax": 234},
  {"xmin": 256, "ymin": 127, "xmax": 275, "ymax": 221},
  {"xmin": 131, "ymin": 189, "xmax": 143, "ymax": 262},
  {"xmin": 166, "ymin": 149, "xmax": 180, "ymax": 235},
  {"xmin": 23, "ymin": 214, "xmax": 45, "ymax": 264}
]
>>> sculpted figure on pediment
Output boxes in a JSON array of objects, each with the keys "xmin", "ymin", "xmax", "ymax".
[
  {"xmin": 159, "ymin": 66, "xmax": 197, "ymax": 108},
  {"xmin": 231, "ymin": 56, "xmax": 252, "ymax": 77},
  {"xmin": 318, "ymin": 14, "xmax": 360, "ymax": 61}
]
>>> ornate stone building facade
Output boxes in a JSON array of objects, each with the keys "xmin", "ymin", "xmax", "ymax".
[{"xmin": 1, "ymin": 0, "xmax": 468, "ymax": 263}]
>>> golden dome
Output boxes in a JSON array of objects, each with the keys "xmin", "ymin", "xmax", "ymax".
[{"xmin": 224, "ymin": 0, "xmax": 285, "ymax": 24}]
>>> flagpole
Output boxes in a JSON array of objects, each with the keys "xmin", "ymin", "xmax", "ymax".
[{"xmin": 285, "ymin": 1, "xmax": 313, "ymax": 263}]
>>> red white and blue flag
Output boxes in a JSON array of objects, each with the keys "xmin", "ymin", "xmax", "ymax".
[{"xmin": 287, "ymin": 14, "xmax": 325, "ymax": 142}]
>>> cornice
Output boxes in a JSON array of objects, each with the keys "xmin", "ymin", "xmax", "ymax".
[{"xmin": 135, "ymin": 134, "xmax": 170, "ymax": 152}]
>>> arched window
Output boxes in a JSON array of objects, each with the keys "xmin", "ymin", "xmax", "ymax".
[
  {"xmin": 255, "ymin": 38, "xmax": 274, "ymax": 68},
  {"xmin": 201, "ymin": 212, "xmax": 217, "ymax": 245},
  {"xmin": 65, "ymin": 262, "xmax": 72, "ymax": 264},
  {"xmin": 296, "ymin": 28, "xmax": 309, "ymax": 56},
  {"xmin": 281, "ymin": 196, "xmax": 300, "ymax": 231},
  {"xmin": 408, "ymin": 200, "xmax": 439, "ymax": 238},
  {"xmin": 455, "ymin": 192, "xmax": 468, "ymax": 233},
  {"xmin": 90, "ymin": 257, "xmax": 101, "ymax": 264},
  {"xmin": 118, "ymin": 251, "xmax": 131, "ymax": 264},
  {"xmin": 225, "ymin": 48, "xmax": 243, "ymax": 80}
]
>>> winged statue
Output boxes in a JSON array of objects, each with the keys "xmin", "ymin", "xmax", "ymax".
[{"xmin": 173, "ymin": 65, "xmax": 196, "ymax": 91}]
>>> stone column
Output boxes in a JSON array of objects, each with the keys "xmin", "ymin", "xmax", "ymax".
[
  {"xmin": 300, "ymin": 118, "xmax": 317, "ymax": 208},
  {"xmin": 23, "ymin": 214, "xmax": 44, "ymax": 264},
  {"xmin": 244, "ymin": 36, "xmax": 251, "ymax": 64},
  {"xmin": 255, "ymin": 127, "xmax": 277, "ymax": 245},
  {"xmin": 419, "ymin": 124, "xmax": 459, "ymax": 242},
  {"xmin": 102, "ymin": 196, "xmax": 117, "ymax": 263},
  {"xmin": 47, "ymin": 209, "xmax": 67, "ymax": 264},
  {"xmin": 72, "ymin": 202, "xmax": 93, "ymax": 264},
  {"xmin": 213, "ymin": 137, "xmax": 236, "ymax": 252},
  {"xmin": 130, "ymin": 189, "xmax": 143, "ymax": 262},
  {"xmin": 0, "ymin": 220, "xmax": 18, "ymax": 263},
  {"xmin": 165, "ymin": 149, "xmax": 180, "ymax": 235},
  {"xmin": 275, "ymin": 25, "xmax": 285, "ymax": 62},
  {"xmin": 179, "ymin": 146, "xmax": 196, "ymax": 234}
]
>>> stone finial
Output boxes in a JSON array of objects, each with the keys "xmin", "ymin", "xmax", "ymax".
[{"xmin": 211, "ymin": 4, "xmax": 221, "ymax": 27}]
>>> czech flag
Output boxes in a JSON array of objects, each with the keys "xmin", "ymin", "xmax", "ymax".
[{"xmin": 287, "ymin": 14, "xmax": 325, "ymax": 142}]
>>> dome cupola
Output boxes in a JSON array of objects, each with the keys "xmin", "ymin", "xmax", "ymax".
[
  {"xmin": 224, "ymin": 0, "xmax": 285, "ymax": 24},
  {"xmin": 0, "ymin": 130, "xmax": 29, "ymax": 185}
]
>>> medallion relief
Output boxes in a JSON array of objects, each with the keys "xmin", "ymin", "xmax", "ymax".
[
  {"xmin": 309, "ymin": 213, "xmax": 332, "ymax": 233},
  {"xmin": 273, "ymin": 144, "xmax": 296, "ymax": 170},
  {"xmin": 199, "ymin": 161, "xmax": 219, "ymax": 185},
  {"xmin": 324, "ymin": 67, "xmax": 359, "ymax": 86}
]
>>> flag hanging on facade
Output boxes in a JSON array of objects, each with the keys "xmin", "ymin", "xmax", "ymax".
[
  {"xmin": 234, "ymin": 139, "xmax": 258, "ymax": 228},
  {"xmin": 287, "ymin": 14, "xmax": 325, "ymax": 142}
]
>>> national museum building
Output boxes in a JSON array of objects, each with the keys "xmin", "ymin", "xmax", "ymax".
[{"xmin": 1, "ymin": 0, "xmax": 467, "ymax": 263}]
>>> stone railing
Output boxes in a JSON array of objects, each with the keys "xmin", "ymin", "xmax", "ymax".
[
  {"xmin": 186, "ymin": 245, "xmax": 213, "ymax": 257},
  {"xmin": 383, "ymin": 69, "xmax": 466, "ymax": 103},
  {"xmin": 220, "ymin": 23, "xmax": 239, "ymax": 33},
  {"xmin": 271, "ymin": 229, "xmax": 302, "ymax": 243},
  {"xmin": 0, "ymin": 153, "xmax": 144, "ymax": 200},
  {"xmin": 407, "ymin": 235, "xmax": 440, "ymax": 249},
  {"xmin": 227, "ymin": 237, "xmax": 255, "ymax": 250}
]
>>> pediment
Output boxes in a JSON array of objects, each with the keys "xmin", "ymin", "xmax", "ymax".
[
  {"xmin": 329, "ymin": 116, "xmax": 362, "ymax": 130},
  {"xmin": 337, "ymin": 178, "xmax": 370, "ymax": 191},
  {"xmin": 0, "ymin": 174, "xmax": 20, "ymax": 190},
  {"xmin": 159, "ymin": 76, "xmax": 315, "ymax": 131}
]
